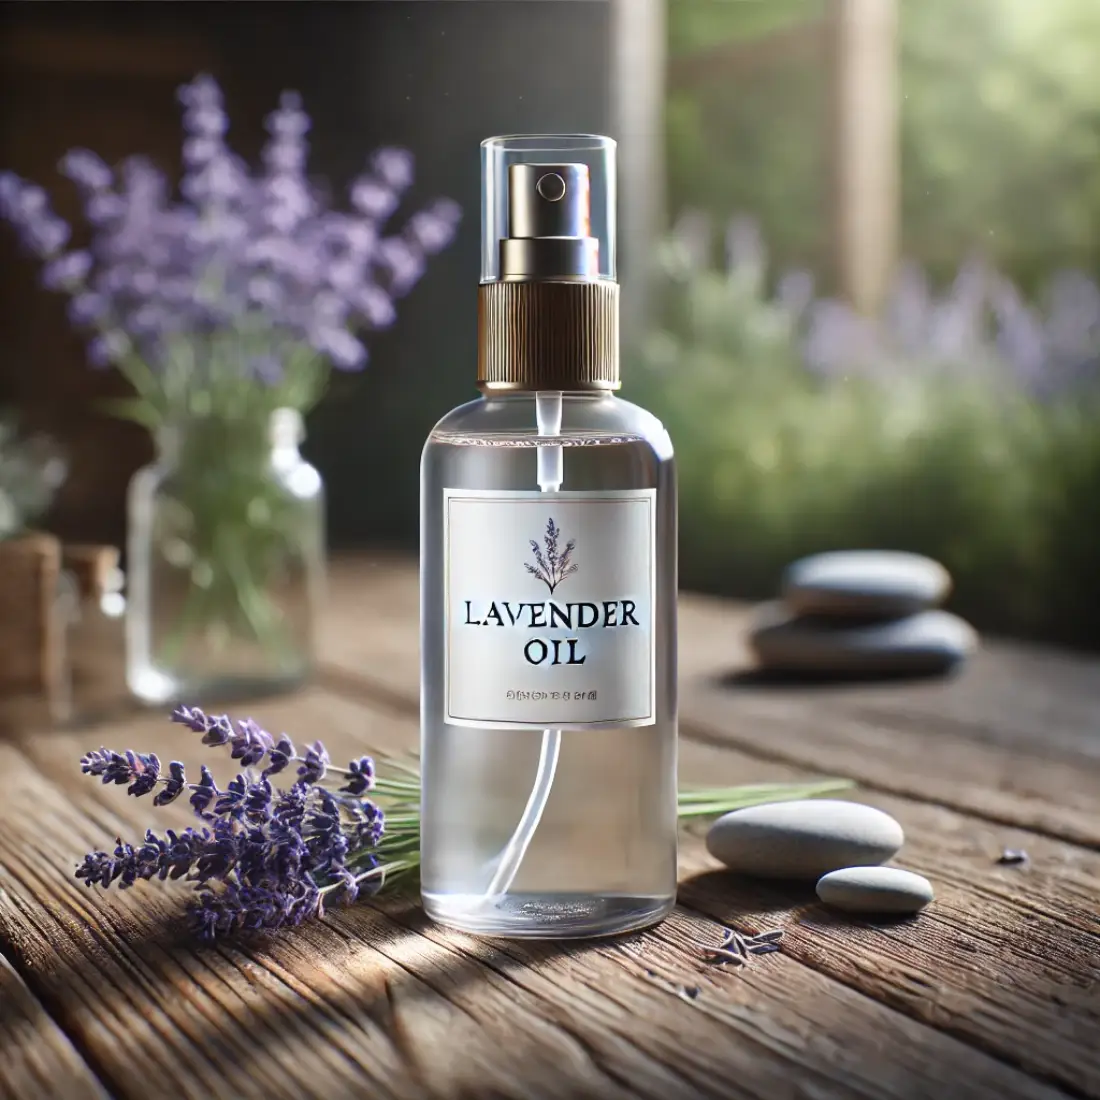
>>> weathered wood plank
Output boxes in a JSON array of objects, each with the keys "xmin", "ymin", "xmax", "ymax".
[
  {"xmin": 6, "ymin": 687, "xmax": 1097, "ymax": 1098},
  {"xmin": 316, "ymin": 558, "xmax": 1100, "ymax": 846},
  {"xmin": 0, "ymin": 951, "xmax": 109, "ymax": 1100},
  {"xmin": 1, "ymin": 692, "xmax": 1084, "ymax": 1100}
]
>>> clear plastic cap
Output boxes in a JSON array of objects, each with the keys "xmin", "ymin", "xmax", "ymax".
[{"xmin": 480, "ymin": 135, "xmax": 616, "ymax": 283}]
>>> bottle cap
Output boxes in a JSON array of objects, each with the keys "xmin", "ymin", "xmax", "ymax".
[{"xmin": 478, "ymin": 135, "xmax": 619, "ymax": 391}]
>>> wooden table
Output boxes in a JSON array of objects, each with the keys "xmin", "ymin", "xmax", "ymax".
[{"xmin": 2, "ymin": 557, "xmax": 1098, "ymax": 1100}]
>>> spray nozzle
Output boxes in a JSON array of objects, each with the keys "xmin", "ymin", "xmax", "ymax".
[{"xmin": 499, "ymin": 162, "xmax": 600, "ymax": 280}]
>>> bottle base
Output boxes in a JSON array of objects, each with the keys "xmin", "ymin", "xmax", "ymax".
[{"xmin": 420, "ymin": 891, "xmax": 676, "ymax": 940}]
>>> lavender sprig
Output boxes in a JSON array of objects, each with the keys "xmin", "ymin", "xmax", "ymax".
[
  {"xmin": 525, "ymin": 517, "xmax": 579, "ymax": 594},
  {"xmin": 168, "ymin": 704, "xmax": 373, "ymax": 794},
  {"xmin": 77, "ymin": 705, "xmax": 399, "ymax": 940}
]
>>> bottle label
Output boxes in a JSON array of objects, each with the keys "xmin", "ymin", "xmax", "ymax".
[{"xmin": 443, "ymin": 487, "xmax": 657, "ymax": 729}]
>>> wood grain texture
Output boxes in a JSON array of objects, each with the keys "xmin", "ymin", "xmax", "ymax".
[
  {"xmin": 4, "ymin": 683, "xmax": 1096, "ymax": 1099},
  {"xmin": 0, "ymin": 951, "xmax": 108, "ymax": 1100}
]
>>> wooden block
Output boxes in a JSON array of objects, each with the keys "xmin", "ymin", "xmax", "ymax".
[{"xmin": 0, "ymin": 532, "xmax": 64, "ymax": 698}]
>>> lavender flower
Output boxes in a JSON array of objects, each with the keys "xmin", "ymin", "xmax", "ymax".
[
  {"xmin": 0, "ymin": 73, "xmax": 460, "ymax": 421},
  {"xmin": 525, "ymin": 518, "xmax": 578, "ymax": 594},
  {"xmin": 76, "ymin": 705, "xmax": 396, "ymax": 940},
  {"xmin": 672, "ymin": 211, "xmax": 1100, "ymax": 399}
]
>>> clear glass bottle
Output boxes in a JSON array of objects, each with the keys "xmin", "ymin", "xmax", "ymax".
[
  {"xmin": 126, "ymin": 407, "xmax": 324, "ymax": 705},
  {"xmin": 419, "ymin": 135, "xmax": 678, "ymax": 938}
]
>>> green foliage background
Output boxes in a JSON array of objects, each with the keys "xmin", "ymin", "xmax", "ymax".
[
  {"xmin": 667, "ymin": 0, "xmax": 1100, "ymax": 287},
  {"xmin": 656, "ymin": 1, "xmax": 1100, "ymax": 648}
]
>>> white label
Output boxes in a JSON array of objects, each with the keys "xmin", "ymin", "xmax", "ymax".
[{"xmin": 444, "ymin": 488, "xmax": 656, "ymax": 729}]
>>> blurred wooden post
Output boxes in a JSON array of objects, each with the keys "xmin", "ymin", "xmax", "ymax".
[
  {"xmin": 610, "ymin": 0, "xmax": 666, "ymax": 341},
  {"xmin": 827, "ymin": 0, "xmax": 899, "ymax": 314}
]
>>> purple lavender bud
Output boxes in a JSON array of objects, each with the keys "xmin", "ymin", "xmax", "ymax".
[
  {"xmin": 79, "ymin": 748, "xmax": 112, "ymax": 778},
  {"xmin": 297, "ymin": 741, "xmax": 330, "ymax": 786},
  {"xmin": 243, "ymin": 777, "xmax": 275, "ymax": 821},
  {"xmin": 379, "ymin": 237, "xmax": 426, "ymax": 297},
  {"xmin": 153, "ymin": 761, "xmax": 187, "ymax": 806},
  {"xmin": 352, "ymin": 284, "xmax": 397, "ymax": 329},
  {"xmin": 191, "ymin": 880, "xmax": 321, "ymax": 941},
  {"xmin": 177, "ymin": 74, "xmax": 223, "ymax": 111},
  {"xmin": 231, "ymin": 717, "xmax": 273, "ymax": 767},
  {"xmin": 214, "ymin": 774, "xmax": 249, "ymax": 818},
  {"xmin": 22, "ymin": 215, "xmax": 71, "ymax": 259},
  {"xmin": 189, "ymin": 764, "xmax": 218, "ymax": 817},
  {"xmin": 406, "ymin": 201, "xmax": 461, "ymax": 254},
  {"xmin": 203, "ymin": 716, "xmax": 233, "ymax": 747},
  {"xmin": 184, "ymin": 105, "xmax": 229, "ymax": 139},
  {"xmin": 262, "ymin": 734, "xmax": 295, "ymax": 778},
  {"xmin": 126, "ymin": 752, "xmax": 161, "ymax": 798},
  {"xmin": 182, "ymin": 136, "xmax": 221, "ymax": 167},
  {"xmin": 68, "ymin": 293, "xmax": 109, "ymax": 326},
  {"xmin": 171, "ymin": 704, "xmax": 208, "ymax": 732},
  {"xmin": 59, "ymin": 149, "xmax": 113, "ymax": 191},
  {"xmin": 354, "ymin": 803, "xmax": 384, "ymax": 849},
  {"xmin": 85, "ymin": 192, "xmax": 126, "ymax": 224},
  {"xmin": 75, "ymin": 848, "xmax": 118, "ymax": 888},
  {"xmin": 350, "ymin": 178, "xmax": 398, "ymax": 220},
  {"xmin": 341, "ymin": 221, "xmax": 378, "ymax": 255},
  {"xmin": 311, "ymin": 326, "xmax": 367, "ymax": 370},
  {"xmin": 266, "ymin": 91, "xmax": 310, "ymax": 138},
  {"xmin": 262, "ymin": 141, "xmax": 306, "ymax": 175},
  {"xmin": 370, "ymin": 148, "xmax": 414, "ymax": 191},
  {"xmin": 340, "ymin": 756, "xmax": 375, "ymax": 796},
  {"xmin": 42, "ymin": 251, "xmax": 92, "ymax": 290}
]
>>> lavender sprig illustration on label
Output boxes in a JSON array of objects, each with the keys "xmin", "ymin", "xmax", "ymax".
[{"xmin": 525, "ymin": 517, "xmax": 578, "ymax": 594}]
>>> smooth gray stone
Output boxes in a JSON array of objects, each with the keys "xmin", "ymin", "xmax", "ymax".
[
  {"xmin": 749, "ymin": 604, "xmax": 977, "ymax": 675},
  {"xmin": 817, "ymin": 866, "xmax": 934, "ymax": 914},
  {"xmin": 783, "ymin": 550, "xmax": 951, "ymax": 617},
  {"xmin": 705, "ymin": 799, "xmax": 904, "ymax": 880}
]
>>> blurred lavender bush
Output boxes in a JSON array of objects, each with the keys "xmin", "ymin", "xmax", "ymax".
[
  {"xmin": 631, "ymin": 214, "xmax": 1100, "ymax": 647},
  {"xmin": 0, "ymin": 74, "xmax": 460, "ymax": 427}
]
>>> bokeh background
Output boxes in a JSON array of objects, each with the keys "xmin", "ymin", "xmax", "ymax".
[{"xmin": 2, "ymin": 0, "xmax": 1098, "ymax": 649}]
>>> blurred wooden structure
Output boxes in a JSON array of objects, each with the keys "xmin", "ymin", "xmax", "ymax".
[
  {"xmin": 666, "ymin": 0, "xmax": 900, "ymax": 312},
  {"xmin": 1, "ymin": 556, "xmax": 1097, "ymax": 1100},
  {"xmin": 827, "ymin": 0, "xmax": 899, "ymax": 313},
  {"xmin": 611, "ymin": 0, "xmax": 666, "ymax": 333}
]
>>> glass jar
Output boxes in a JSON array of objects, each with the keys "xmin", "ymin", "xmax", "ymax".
[{"xmin": 126, "ymin": 408, "xmax": 324, "ymax": 705}]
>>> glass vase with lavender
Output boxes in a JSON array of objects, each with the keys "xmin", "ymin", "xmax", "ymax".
[{"xmin": 0, "ymin": 75, "xmax": 459, "ymax": 704}]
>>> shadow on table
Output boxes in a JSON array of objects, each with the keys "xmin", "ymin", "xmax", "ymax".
[
  {"xmin": 0, "ymin": 885, "xmax": 598, "ymax": 1089},
  {"xmin": 678, "ymin": 867, "xmax": 922, "ymax": 929}
]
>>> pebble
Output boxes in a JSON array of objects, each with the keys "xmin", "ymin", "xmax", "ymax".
[
  {"xmin": 706, "ymin": 799, "xmax": 904, "ymax": 880},
  {"xmin": 783, "ymin": 550, "xmax": 951, "ymax": 618},
  {"xmin": 816, "ymin": 866, "xmax": 934, "ymax": 914},
  {"xmin": 749, "ymin": 604, "xmax": 977, "ymax": 675}
]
